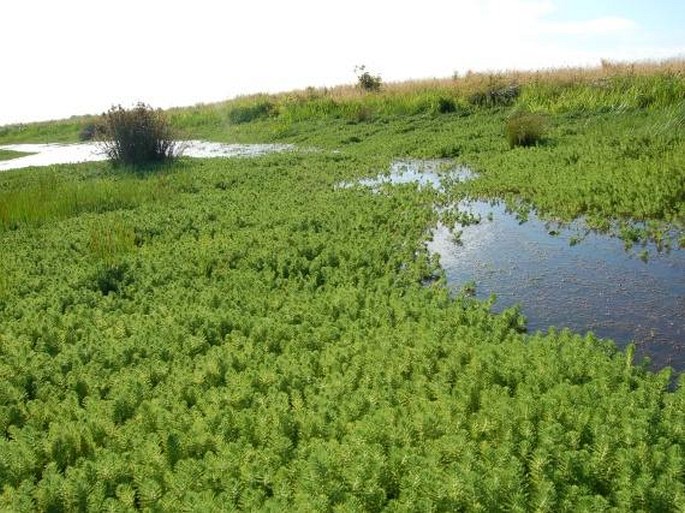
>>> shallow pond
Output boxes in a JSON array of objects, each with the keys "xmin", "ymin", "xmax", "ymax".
[
  {"xmin": 0, "ymin": 141, "xmax": 294, "ymax": 171},
  {"xmin": 349, "ymin": 159, "xmax": 473, "ymax": 189},
  {"xmin": 357, "ymin": 160, "xmax": 685, "ymax": 372}
]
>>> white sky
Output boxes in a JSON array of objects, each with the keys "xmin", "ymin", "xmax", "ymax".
[{"xmin": 1, "ymin": 0, "xmax": 683, "ymax": 125}]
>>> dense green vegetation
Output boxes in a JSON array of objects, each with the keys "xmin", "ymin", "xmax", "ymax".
[
  {"xmin": 2, "ymin": 154, "xmax": 683, "ymax": 512},
  {"xmin": 4, "ymin": 61, "xmax": 680, "ymax": 246},
  {"xmin": 0, "ymin": 117, "xmax": 90, "ymax": 144},
  {"xmin": 1, "ymin": 60, "xmax": 684, "ymax": 511}
]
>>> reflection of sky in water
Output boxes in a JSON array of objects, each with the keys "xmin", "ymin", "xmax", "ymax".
[
  {"xmin": 345, "ymin": 159, "xmax": 472, "ymax": 191},
  {"xmin": 349, "ymin": 160, "xmax": 684, "ymax": 373},
  {"xmin": 428, "ymin": 200, "xmax": 685, "ymax": 372},
  {"xmin": 0, "ymin": 141, "xmax": 294, "ymax": 171}
]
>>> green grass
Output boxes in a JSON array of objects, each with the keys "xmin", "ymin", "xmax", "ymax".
[
  {"xmin": 0, "ymin": 163, "xmax": 176, "ymax": 232},
  {"xmin": 0, "ymin": 116, "xmax": 93, "ymax": 144},
  {"xmin": 0, "ymin": 149, "xmax": 33, "ymax": 161}
]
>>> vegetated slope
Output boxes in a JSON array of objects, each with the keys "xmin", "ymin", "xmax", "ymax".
[
  {"xmin": 5, "ymin": 59, "xmax": 680, "ymax": 246},
  {"xmin": 0, "ymin": 153, "xmax": 683, "ymax": 511}
]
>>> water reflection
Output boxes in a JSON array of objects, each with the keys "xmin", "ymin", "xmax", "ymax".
[
  {"xmin": 428, "ymin": 200, "xmax": 684, "ymax": 371},
  {"xmin": 339, "ymin": 159, "xmax": 472, "ymax": 191},
  {"xmin": 352, "ymin": 160, "xmax": 684, "ymax": 372},
  {"xmin": 0, "ymin": 141, "xmax": 294, "ymax": 171}
]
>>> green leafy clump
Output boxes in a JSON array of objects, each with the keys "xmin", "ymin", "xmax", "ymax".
[
  {"xmin": 505, "ymin": 109, "xmax": 549, "ymax": 148},
  {"xmin": 98, "ymin": 103, "xmax": 180, "ymax": 167},
  {"xmin": 355, "ymin": 65, "xmax": 383, "ymax": 92},
  {"xmin": 436, "ymin": 96, "xmax": 458, "ymax": 114}
]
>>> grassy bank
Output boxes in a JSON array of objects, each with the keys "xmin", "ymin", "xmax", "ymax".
[
  {"xmin": 0, "ymin": 149, "xmax": 33, "ymax": 162},
  {"xmin": 2, "ymin": 59, "xmax": 684, "ymax": 144},
  {"xmin": 2, "ymin": 60, "xmax": 682, "ymax": 247},
  {"xmin": 0, "ymin": 117, "xmax": 91, "ymax": 144},
  {"xmin": 1, "ymin": 60, "xmax": 684, "ymax": 511}
]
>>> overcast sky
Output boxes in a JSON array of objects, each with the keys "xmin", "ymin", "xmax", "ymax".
[{"xmin": 1, "ymin": 0, "xmax": 683, "ymax": 125}]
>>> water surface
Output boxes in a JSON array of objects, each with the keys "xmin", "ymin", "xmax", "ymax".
[
  {"xmin": 355, "ymin": 160, "xmax": 685, "ymax": 371},
  {"xmin": 0, "ymin": 141, "xmax": 294, "ymax": 171},
  {"xmin": 428, "ymin": 201, "xmax": 684, "ymax": 371}
]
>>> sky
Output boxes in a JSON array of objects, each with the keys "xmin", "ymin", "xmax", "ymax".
[{"xmin": 1, "ymin": 0, "xmax": 683, "ymax": 125}]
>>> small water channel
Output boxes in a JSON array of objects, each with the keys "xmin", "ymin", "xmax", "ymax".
[
  {"xmin": 355, "ymin": 160, "xmax": 685, "ymax": 372},
  {"xmin": 0, "ymin": 141, "xmax": 294, "ymax": 171}
]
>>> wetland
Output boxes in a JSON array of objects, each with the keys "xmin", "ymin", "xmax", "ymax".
[
  {"xmin": 353, "ymin": 160, "xmax": 685, "ymax": 370},
  {"xmin": 0, "ymin": 61, "xmax": 684, "ymax": 511}
]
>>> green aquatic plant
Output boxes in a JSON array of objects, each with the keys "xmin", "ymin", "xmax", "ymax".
[
  {"xmin": 0, "ymin": 62, "xmax": 684, "ymax": 512},
  {"xmin": 0, "ymin": 152, "xmax": 683, "ymax": 511}
]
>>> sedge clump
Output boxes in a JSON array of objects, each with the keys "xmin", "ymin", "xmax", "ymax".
[{"xmin": 505, "ymin": 109, "xmax": 549, "ymax": 148}]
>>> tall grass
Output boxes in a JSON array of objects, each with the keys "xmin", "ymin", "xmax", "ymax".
[
  {"xmin": 2, "ymin": 58, "xmax": 683, "ymax": 144},
  {"xmin": 171, "ymin": 58, "xmax": 685, "ymax": 134},
  {"xmin": 0, "ymin": 170, "xmax": 171, "ymax": 231},
  {"xmin": 88, "ymin": 219, "xmax": 136, "ymax": 263}
]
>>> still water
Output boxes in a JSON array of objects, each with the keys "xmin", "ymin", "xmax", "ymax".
[
  {"xmin": 360, "ymin": 160, "xmax": 685, "ymax": 371},
  {"xmin": 0, "ymin": 141, "xmax": 294, "ymax": 171}
]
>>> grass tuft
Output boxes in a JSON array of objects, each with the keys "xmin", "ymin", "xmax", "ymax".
[{"xmin": 505, "ymin": 109, "xmax": 549, "ymax": 148}]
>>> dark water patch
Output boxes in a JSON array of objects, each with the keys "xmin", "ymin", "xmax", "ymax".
[{"xmin": 428, "ymin": 200, "xmax": 685, "ymax": 372}]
